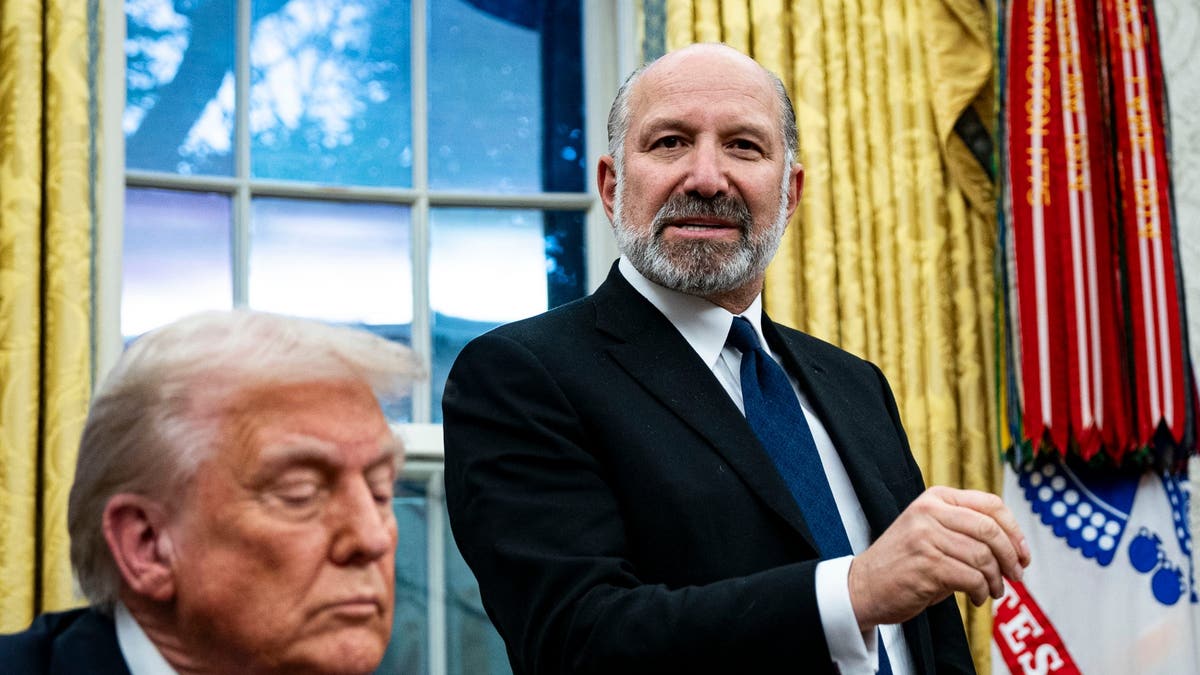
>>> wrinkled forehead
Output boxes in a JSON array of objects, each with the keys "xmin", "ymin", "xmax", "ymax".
[{"xmin": 200, "ymin": 378, "xmax": 396, "ymax": 462}]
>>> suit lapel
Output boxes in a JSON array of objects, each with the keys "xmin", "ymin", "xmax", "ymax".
[
  {"xmin": 591, "ymin": 269, "xmax": 820, "ymax": 552},
  {"xmin": 763, "ymin": 318, "xmax": 902, "ymax": 540}
]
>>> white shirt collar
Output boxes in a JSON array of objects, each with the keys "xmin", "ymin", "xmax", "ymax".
[
  {"xmin": 114, "ymin": 602, "xmax": 179, "ymax": 675},
  {"xmin": 617, "ymin": 256, "xmax": 772, "ymax": 365}
]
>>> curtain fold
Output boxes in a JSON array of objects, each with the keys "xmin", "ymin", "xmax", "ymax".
[
  {"xmin": 665, "ymin": 3, "xmax": 999, "ymax": 672},
  {"xmin": 0, "ymin": 0, "xmax": 95, "ymax": 631}
]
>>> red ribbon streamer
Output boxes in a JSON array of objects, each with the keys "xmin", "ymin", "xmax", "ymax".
[
  {"xmin": 1054, "ymin": 0, "xmax": 1131, "ymax": 460},
  {"xmin": 1001, "ymin": 0, "xmax": 1188, "ymax": 462},
  {"xmin": 1100, "ymin": 0, "xmax": 1187, "ymax": 448},
  {"xmin": 1005, "ymin": 0, "xmax": 1071, "ymax": 453}
]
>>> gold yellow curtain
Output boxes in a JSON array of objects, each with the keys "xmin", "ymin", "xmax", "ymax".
[
  {"xmin": 0, "ymin": 0, "xmax": 95, "ymax": 631},
  {"xmin": 665, "ymin": 1, "xmax": 999, "ymax": 672}
]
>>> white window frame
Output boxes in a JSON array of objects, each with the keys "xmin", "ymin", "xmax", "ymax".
[
  {"xmin": 97, "ymin": 0, "xmax": 634, "ymax": 425},
  {"xmin": 97, "ymin": 2, "xmax": 636, "ymax": 672}
]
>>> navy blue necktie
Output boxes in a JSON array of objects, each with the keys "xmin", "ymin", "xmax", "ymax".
[
  {"xmin": 727, "ymin": 317, "xmax": 893, "ymax": 674},
  {"xmin": 727, "ymin": 317, "xmax": 851, "ymax": 556}
]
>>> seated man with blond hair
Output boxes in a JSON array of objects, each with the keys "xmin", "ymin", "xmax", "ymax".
[{"xmin": 0, "ymin": 310, "xmax": 422, "ymax": 674}]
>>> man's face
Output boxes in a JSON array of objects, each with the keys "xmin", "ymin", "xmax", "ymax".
[
  {"xmin": 168, "ymin": 379, "xmax": 399, "ymax": 674},
  {"xmin": 602, "ymin": 47, "xmax": 802, "ymax": 299}
]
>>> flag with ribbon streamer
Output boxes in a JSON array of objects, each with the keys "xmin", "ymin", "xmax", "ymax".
[{"xmin": 995, "ymin": 1, "xmax": 1200, "ymax": 672}]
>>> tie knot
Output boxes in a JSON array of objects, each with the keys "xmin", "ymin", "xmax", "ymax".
[{"xmin": 727, "ymin": 316, "xmax": 761, "ymax": 354}]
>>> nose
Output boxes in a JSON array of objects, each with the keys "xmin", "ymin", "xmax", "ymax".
[
  {"xmin": 681, "ymin": 140, "xmax": 730, "ymax": 198},
  {"xmin": 330, "ymin": 480, "xmax": 395, "ymax": 566}
]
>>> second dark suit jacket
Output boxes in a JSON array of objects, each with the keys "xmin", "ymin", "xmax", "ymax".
[
  {"xmin": 443, "ymin": 265, "xmax": 974, "ymax": 675},
  {"xmin": 0, "ymin": 607, "xmax": 130, "ymax": 675}
]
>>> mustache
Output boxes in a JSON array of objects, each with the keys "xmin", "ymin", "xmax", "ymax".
[{"xmin": 652, "ymin": 193, "xmax": 753, "ymax": 233}]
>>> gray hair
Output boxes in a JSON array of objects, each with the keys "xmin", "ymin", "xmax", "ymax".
[
  {"xmin": 68, "ymin": 310, "xmax": 423, "ymax": 611},
  {"xmin": 606, "ymin": 45, "xmax": 800, "ymax": 167}
]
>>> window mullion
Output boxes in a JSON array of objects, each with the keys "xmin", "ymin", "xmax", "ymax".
[
  {"xmin": 427, "ymin": 470, "xmax": 448, "ymax": 675},
  {"xmin": 411, "ymin": 2, "xmax": 445, "ymax": 674},
  {"xmin": 232, "ymin": 0, "xmax": 253, "ymax": 308},
  {"xmin": 411, "ymin": 0, "xmax": 433, "ymax": 427}
]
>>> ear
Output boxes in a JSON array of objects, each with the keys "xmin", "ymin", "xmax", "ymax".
[
  {"xmin": 103, "ymin": 494, "xmax": 177, "ymax": 603},
  {"xmin": 785, "ymin": 163, "xmax": 805, "ymax": 220},
  {"xmin": 597, "ymin": 155, "xmax": 619, "ymax": 224}
]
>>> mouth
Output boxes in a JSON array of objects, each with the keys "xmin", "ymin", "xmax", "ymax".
[
  {"xmin": 661, "ymin": 219, "xmax": 741, "ymax": 240},
  {"xmin": 319, "ymin": 597, "xmax": 384, "ymax": 620}
]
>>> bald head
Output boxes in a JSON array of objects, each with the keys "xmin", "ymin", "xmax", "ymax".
[{"xmin": 606, "ymin": 44, "xmax": 799, "ymax": 167}]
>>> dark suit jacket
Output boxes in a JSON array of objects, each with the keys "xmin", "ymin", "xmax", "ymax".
[
  {"xmin": 443, "ymin": 265, "xmax": 975, "ymax": 675},
  {"xmin": 0, "ymin": 608, "xmax": 131, "ymax": 674}
]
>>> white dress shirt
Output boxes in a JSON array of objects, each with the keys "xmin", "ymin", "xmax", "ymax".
[
  {"xmin": 618, "ymin": 257, "xmax": 912, "ymax": 675},
  {"xmin": 114, "ymin": 602, "xmax": 178, "ymax": 675}
]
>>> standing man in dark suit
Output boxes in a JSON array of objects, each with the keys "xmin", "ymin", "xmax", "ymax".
[
  {"xmin": 0, "ymin": 310, "xmax": 421, "ymax": 674},
  {"xmin": 443, "ymin": 43, "xmax": 1029, "ymax": 675}
]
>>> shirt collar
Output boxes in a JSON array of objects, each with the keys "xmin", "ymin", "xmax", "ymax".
[
  {"xmin": 617, "ymin": 256, "xmax": 771, "ymax": 366},
  {"xmin": 114, "ymin": 601, "xmax": 179, "ymax": 675}
]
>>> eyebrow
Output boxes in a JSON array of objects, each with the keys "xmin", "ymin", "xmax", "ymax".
[
  {"xmin": 376, "ymin": 438, "xmax": 404, "ymax": 472},
  {"xmin": 636, "ymin": 116, "xmax": 691, "ymax": 137},
  {"xmin": 636, "ymin": 116, "xmax": 774, "ymax": 144}
]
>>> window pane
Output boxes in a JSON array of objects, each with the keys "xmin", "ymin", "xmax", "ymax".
[
  {"xmin": 122, "ymin": 188, "xmax": 233, "ymax": 337},
  {"xmin": 381, "ymin": 480, "xmax": 430, "ymax": 675},
  {"xmin": 250, "ymin": 0, "xmax": 413, "ymax": 187},
  {"xmin": 249, "ymin": 197, "xmax": 411, "ymax": 324},
  {"xmin": 428, "ymin": 0, "xmax": 584, "ymax": 193},
  {"xmin": 125, "ymin": 0, "xmax": 235, "ymax": 176},
  {"xmin": 249, "ymin": 198, "xmax": 413, "ymax": 418},
  {"xmin": 429, "ymin": 208, "xmax": 585, "ymax": 421}
]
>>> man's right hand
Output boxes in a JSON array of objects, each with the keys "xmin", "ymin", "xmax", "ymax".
[{"xmin": 847, "ymin": 486, "xmax": 1031, "ymax": 631}]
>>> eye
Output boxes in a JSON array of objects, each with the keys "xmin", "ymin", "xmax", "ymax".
[
  {"xmin": 262, "ymin": 467, "xmax": 329, "ymax": 516},
  {"xmin": 274, "ymin": 480, "xmax": 323, "ymax": 508},
  {"xmin": 650, "ymin": 135, "xmax": 684, "ymax": 150},
  {"xmin": 366, "ymin": 465, "xmax": 397, "ymax": 505},
  {"xmin": 369, "ymin": 478, "xmax": 395, "ymax": 505},
  {"xmin": 729, "ymin": 138, "xmax": 762, "ymax": 154}
]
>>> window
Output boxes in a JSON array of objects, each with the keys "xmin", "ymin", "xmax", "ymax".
[
  {"xmin": 99, "ymin": 2, "xmax": 634, "ymax": 673},
  {"xmin": 115, "ymin": 0, "xmax": 620, "ymax": 422}
]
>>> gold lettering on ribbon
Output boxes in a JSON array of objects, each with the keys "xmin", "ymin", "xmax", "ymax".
[
  {"xmin": 1121, "ymin": 0, "xmax": 1145, "ymax": 50},
  {"xmin": 1129, "ymin": 92, "xmax": 1153, "ymax": 152},
  {"xmin": 1136, "ymin": 179, "xmax": 1159, "ymax": 238},
  {"xmin": 1064, "ymin": 71, "xmax": 1082, "ymax": 114},
  {"xmin": 1025, "ymin": 1, "xmax": 1052, "ymax": 207},
  {"xmin": 1059, "ymin": 0, "xmax": 1087, "ymax": 193},
  {"xmin": 1067, "ymin": 135, "xmax": 1088, "ymax": 191},
  {"xmin": 1027, "ymin": 148, "xmax": 1051, "ymax": 206}
]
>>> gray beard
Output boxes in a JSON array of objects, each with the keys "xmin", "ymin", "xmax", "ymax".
[{"xmin": 612, "ymin": 171, "xmax": 790, "ymax": 297}]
